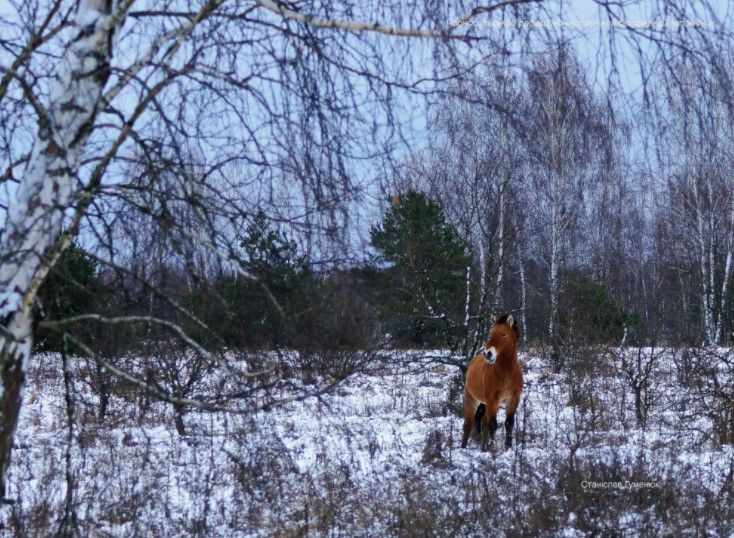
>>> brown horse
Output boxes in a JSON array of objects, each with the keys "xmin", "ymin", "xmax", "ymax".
[{"xmin": 461, "ymin": 314, "xmax": 523, "ymax": 450}]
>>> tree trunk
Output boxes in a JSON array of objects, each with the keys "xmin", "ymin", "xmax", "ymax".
[
  {"xmin": 462, "ymin": 264, "xmax": 472, "ymax": 356},
  {"xmin": 634, "ymin": 386, "xmax": 644, "ymax": 428},
  {"xmin": 0, "ymin": 311, "xmax": 31, "ymax": 500},
  {"xmin": 174, "ymin": 405, "xmax": 187, "ymax": 436},
  {"xmin": 716, "ymin": 197, "xmax": 734, "ymax": 344},
  {"xmin": 691, "ymin": 174, "xmax": 715, "ymax": 344},
  {"xmin": 494, "ymin": 176, "xmax": 506, "ymax": 310},
  {"xmin": 0, "ymin": 0, "xmax": 122, "ymax": 496},
  {"xmin": 478, "ymin": 239, "xmax": 487, "ymax": 306},
  {"xmin": 703, "ymin": 176, "xmax": 718, "ymax": 343},
  {"xmin": 57, "ymin": 341, "xmax": 78, "ymax": 537},
  {"xmin": 96, "ymin": 359, "xmax": 110, "ymax": 421},
  {"xmin": 549, "ymin": 166, "xmax": 562, "ymax": 369},
  {"xmin": 517, "ymin": 258, "xmax": 527, "ymax": 346}
]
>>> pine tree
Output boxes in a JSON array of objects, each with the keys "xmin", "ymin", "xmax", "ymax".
[
  {"xmin": 240, "ymin": 209, "xmax": 302, "ymax": 296},
  {"xmin": 370, "ymin": 190, "xmax": 469, "ymax": 344},
  {"xmin": 35, "ymin": 242, "xmax": 100, "ymax": 351}
]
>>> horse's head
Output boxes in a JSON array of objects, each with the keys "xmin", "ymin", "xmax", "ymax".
[{"xmin": 480, "ymin": 314, "xmax": 519, "ymax": 364}]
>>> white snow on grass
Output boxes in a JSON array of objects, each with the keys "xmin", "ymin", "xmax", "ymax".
[{"xmin": 1, "ymin": 348, "xmax": 733, "ymax": 535}]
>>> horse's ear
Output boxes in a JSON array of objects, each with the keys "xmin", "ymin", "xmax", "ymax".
[
  {"xmin": 491, "ymin": 314, "xmax": 498, "ymax": 325},
  {"xmin": 507, "ymin": 315, "xmax": 514, "ymax": 327}
]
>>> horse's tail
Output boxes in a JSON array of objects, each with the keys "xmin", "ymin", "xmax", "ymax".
[{"xmin": 474, "ymin": 403, "xmax": 486, "ymax": 433}]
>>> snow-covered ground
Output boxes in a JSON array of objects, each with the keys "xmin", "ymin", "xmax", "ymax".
[{"xmin": 2, "ymin": 348, "xmax": 733, "ymax": 536}]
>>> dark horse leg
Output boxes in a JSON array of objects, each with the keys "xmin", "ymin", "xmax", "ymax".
[
  {"xmin": 505, "ymin": 398, "xmax": 519, "ymax": 448},
  {"xmin": 481, "ymin": 404, "xmax": 498, "ymax": 452}
]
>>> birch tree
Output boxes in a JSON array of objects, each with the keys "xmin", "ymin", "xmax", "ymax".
[
  {"xmin": 659, "ymin": 57, "xmax": 734, "ymax": 345},
  {"xmin": 421, "ymin": 64, "xmax": 525, "ymax": 355},
  {"xmin": 0, "ymin": 0, "xmax": 130, "ymax": 498},
  {"xmin": 666, "ymin": 167, "xmax": 734, "ymax": 345},
  {"xmin": 521, "ymin": 45, "xmax": 612, "ymax": 368}
]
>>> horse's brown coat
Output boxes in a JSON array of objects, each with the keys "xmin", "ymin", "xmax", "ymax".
[{"xmin": 461, "ymin": 314, "xmax": 523, "ymax": 450}]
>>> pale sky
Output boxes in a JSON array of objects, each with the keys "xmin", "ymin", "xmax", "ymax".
[{"xmin": 1, "ymin": 1, "xmax": 730, "ymax": 262}]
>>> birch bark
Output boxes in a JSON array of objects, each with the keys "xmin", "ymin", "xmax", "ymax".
[
  {"xmin": 0, "ymin": 0, "xmax": 127, "ymax": 497},
  {"xmin": 716, "ymin": 197, "xmax": 734, "ymax": 343}
]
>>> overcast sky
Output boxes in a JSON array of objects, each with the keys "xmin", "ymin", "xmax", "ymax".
[{"xmin": 1, "ymin": 1, "xmax": 731, "ymax": 262}]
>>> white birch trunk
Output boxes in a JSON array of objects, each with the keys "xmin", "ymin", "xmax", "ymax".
[
  {"xmin": 494, "ymin": 176, "xmax": 505, "ymax": 310},
  {"xmin": 705, "ymin": 177, "xmax": 717, "ymax": 344},
  {"xmin": 0, "ymin": 0, "xmax": 124, "ymax": 497},
  {"xmin": 478, "ymin": 239, "xmax": 487, "ymax": 304},
  {"xmin": 463, "ymin": 264, "xmax": 471, "ymax": 331},
  {"xmin": 493, "ymin": 116, "xmax": 508, "ymax": 312},
  {"xmin": 473, "ymin": 238, "xmax": 488, "ymax": 345},
  {"xmin": 549, "ymin": 167, "xmax": 560, "ymax": 344},
  {"xmin": 690, "ymin": 174, "xmax": 715, "ymax": 344},
  {"xmin": 519, "ymin": 255, "xmax": 527, "ymax": 345},
  {"xmin": 716, "ymin": 196, "xmax": 734, "ymax": 344}
]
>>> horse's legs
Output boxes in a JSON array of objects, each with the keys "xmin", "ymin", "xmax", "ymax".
[
  {"xmin": 479, "ymin": 412, "xmax": 488, "ymax": 451},
  {"xmin": 461, "ymin": 392, "xmax": 476, "ymax": 449},
  {"xmin": 505, "ymin": 397, "xmax": 519, "ymax": 449},
  {"xmin": 481, "ymin": 403, "xmax": 498, "ymax": 452}
]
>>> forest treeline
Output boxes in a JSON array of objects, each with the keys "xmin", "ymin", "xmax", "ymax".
[
  {"xmin": 37, "ymin": 46, "xmax": 734, "ymax": 365},
  {"xmin": 38, "ymin": 171, "xmax": 731, "ymax": 366}
]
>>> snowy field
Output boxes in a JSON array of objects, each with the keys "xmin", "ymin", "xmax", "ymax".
[{"xmin": 2, "ymin": 348, "xmax": 733, "ymax": 536}]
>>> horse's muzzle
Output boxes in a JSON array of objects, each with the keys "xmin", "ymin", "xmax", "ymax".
[{"xmin": 481, "ymin": 348, "xmax": 496, "ymax": 364}]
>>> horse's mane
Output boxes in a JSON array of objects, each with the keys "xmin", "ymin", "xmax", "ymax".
[{"xmin": 495, "ymin": 313, "xmax": 521, "ymax": 340}]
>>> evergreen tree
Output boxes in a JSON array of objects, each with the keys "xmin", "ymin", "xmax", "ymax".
[
  {"xmin": 561, "ymin": 271, "xmax": 637, "ymax": 344},
  {"xmin": 35, "ymin": 242, "xmax": 100, "ymax": 351},
  {"xmin": 240, "ymin": 209, "xmax": 303, "ymax": 296},
  {"xmin": 370, "ymin": 190, "xmax": 469, "ymax": 344},
  {"xmin": 186, "ymin": 210, "xmax": 306, "ymax": 348}
]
